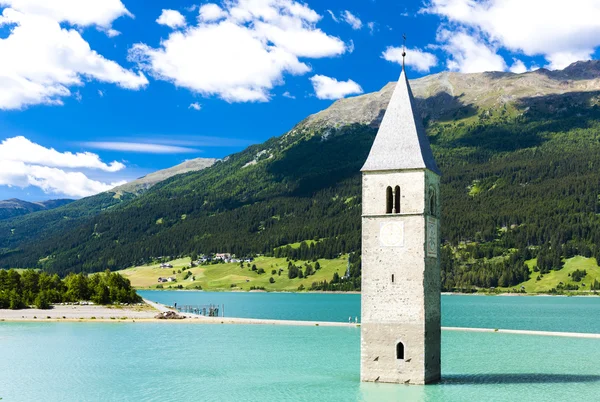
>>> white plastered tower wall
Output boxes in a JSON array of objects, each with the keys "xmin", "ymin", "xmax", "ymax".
[{"xmin": 360, "ymin": 66, "xmax": 441, "ymax": 385}]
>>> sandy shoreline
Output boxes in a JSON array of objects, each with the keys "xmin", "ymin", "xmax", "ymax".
[{"xmin": 0, "ymin": 304, "xmax": 159, "ymax": 321}]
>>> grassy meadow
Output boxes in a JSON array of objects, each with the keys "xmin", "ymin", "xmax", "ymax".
[
  {"xmin": 517, "ymin": 256, "xmax": 600, "ymax": 293},
  {"xmin": 117, "ymin": 255, "xmax": 348, "ymax": 292}
]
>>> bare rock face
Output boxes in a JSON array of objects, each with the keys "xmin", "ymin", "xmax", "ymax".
[
  {"xmin": 112, "ymin": 158, "xmax": 218, "ymax": 195},
  {"xmin": 299, "ymin": 60, "xmax": 600, "ymax": 132}
]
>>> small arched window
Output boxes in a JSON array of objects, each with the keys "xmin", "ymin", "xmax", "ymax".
[
  {"xmin": 396, "ymin": 342, "xmax": 405, "ymax": 360},
  {"xmin": 394, "ymin": 186, "xmax": 401, "ymax": 214},
  {"xmin": 386, "ymin": 187, "xmax": 393, "ymax": 214},
  {"xmin": 429, "ymin": 189, "xmax": 436, "ymax": 216}
]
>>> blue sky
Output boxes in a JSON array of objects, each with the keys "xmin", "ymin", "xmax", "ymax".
[{"xmin": 1, "ymin": 0, "xmax": 599, "ymax": 201}]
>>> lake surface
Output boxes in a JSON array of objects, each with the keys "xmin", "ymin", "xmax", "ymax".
[
  {"xmin": 2, "ymin": 293, "xmax": 600, "ymax": 401},
  {"xmin": 139, "ymin": 290, "xmax": 600, "ymax": 333}
]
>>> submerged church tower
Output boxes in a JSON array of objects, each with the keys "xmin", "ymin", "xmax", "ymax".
[{"xmin": 360, "ymin": 59, "xmax": 441, "ymax": 385}]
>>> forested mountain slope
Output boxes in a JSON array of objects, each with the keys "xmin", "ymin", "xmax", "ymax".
[{"xmin": 2, "ymin": 61, "xmax": 600, "ymax": 292}]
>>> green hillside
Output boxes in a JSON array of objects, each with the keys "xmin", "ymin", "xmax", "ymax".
[
  {"xmin": 2, "ymin": 62, "xmax": 600, "ymax": 293},
  {"xmin": 519, "ymin": 256, "xmax": 600, "ymax": 293},
  {"xmin": 118, "ymin": 256, "xmax": 351, "ymax": 292}
]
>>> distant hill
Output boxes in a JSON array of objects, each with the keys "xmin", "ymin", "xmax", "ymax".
[
  {"xmin": 0, "ymin": 198, "xmax": 73, "ymax": 220},
  {"xmin": 2, "ymin": 60, "xmax": 600, "ymax": 294},
  {"xmin": 112, "ymin": 158, "xmax": 218, "ymax": 195}
]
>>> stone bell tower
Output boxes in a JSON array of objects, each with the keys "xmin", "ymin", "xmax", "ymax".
[{"xmin": 360, "ymin": 60, "xmax": 441, "ymax": 385}]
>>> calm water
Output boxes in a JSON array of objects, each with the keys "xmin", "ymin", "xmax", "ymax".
[
  {"xmin": 139, "ymin": 290, "xmax": 600, "ymax": 333},
  {"xmin": 1, "ymin": 293, "xmax": 600, "ymax": 401}
]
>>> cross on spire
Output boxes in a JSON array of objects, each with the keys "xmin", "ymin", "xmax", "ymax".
[{"xmin": 402, "ymin": 33, "xmax": 407, "ymax": 70}]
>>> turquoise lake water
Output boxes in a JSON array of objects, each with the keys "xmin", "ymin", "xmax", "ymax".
[
  {"xmin": 139, "ymin": 290, "xmax": 600, "ymax": 333},
  {"xmin": 2, "ymin": 293, "xmax": 600, "ymax": 401}
]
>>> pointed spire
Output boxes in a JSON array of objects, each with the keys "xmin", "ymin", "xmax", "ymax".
[
  {"xmin": 361, "ymin": 66, "xmax": 440, "ymax": 174},
  {"xmin": 402, "ymin": 33, "xmax": 407, "ymax": 71}
]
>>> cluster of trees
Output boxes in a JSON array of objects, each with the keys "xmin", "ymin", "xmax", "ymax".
[
  {"xmin": 0, "ymin": 269, "xmax": 141, "ymax": 310},
  {"xmin": 441, "ymin": 247, "xmax": 531, "ymax": 291},
  {"xmin": 571, "ymin": 269, "xmax": 587, "ymax": 282},
  {"xmin": 287, "ymin": 261, "xmax": 319, "ymax": 279},
  {"xmin": 310, "ymin": 253, "xmax": 361, "ymax": 292}
]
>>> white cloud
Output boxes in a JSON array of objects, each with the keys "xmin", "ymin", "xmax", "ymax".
[
  {"xmin": 509, "ymin": 59, "xmax": 527, "ymax": 74},
  {"xmin": 0, "ymin": 3, "xmax": 147, "ymax": 110},
  {"xmin": 282, "ymin": 91, "xmax": 295, "ymax": 99},
  {"xmin": 0, "ymin": 0, "xmax": 132, "ymax": 28},
  {"xmin": 425, "ymin": 0, "xmax": 600, "ymax": 70},
  {"xmin": 545, "ymin": 50, "xmax": 595, "ymax": 70},
  {"xmin": 367, "ymin": 21, "xmax": 375, "ymax": 34},
  {"xmin": 326, "ymin": 10, "xmax": 338, "ymax": 22},
  {"xmin": 189, "ymin": 102, "xmax": 202, "ymax": 110},
  {"xmin": 82, "ymin": 142, "xmax": 199, "ymax": 154},
  {"xmin": 439, "ymin": 30, "xmax": 507, "ymax": 73},
  {"xmin": 199, "ymin": 3, "xmax": 227, "ymax": 22},
  {"xmin": 0, "ymin": 136, "xmax": 127, "ymax": 197},
  {"xmin": 130, "ymin": 0, "xmax": 345, "ymax": 103},
  {"xmin": 157, "ymin": 9, "xmax": 186, "ymax": 28},
  {"xmin": 310, "ymin": 74, "xmax": 363, "ymax": 100},
  {"xmin": 382, "ymin": 46, "xmax": 438, "ymax": 73},
  {"xmin": 342, "ymin": 10, "xmax": 362, "ymax": 30},
  {"xmin": 347, "ymin": 39, "xmax": 355, "ymax": 53},
  {"xmin": 0, "ymin": 160, "xmax": 126, "ymax": 197},
  {"xmin": 104, "ymin": 28, "xmax": 121, "ymax": 37},
  {"xmin": 0, "ymin": 136, "xmax": 124, "ymax": 171}
]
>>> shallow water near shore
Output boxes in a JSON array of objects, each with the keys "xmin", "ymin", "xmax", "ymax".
[
  {"xmin": 139, "ymin": 290, "xmax": 600, "ymax": 333},
  {"xmin": 1, "ymin": 293, "xmax": 600, "ymax": 401}
]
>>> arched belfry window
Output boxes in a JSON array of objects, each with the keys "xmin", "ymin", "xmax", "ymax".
[
  {"xmin": 394, "ymin": 186, "xmax": 401, "ymax": 214},
  {"xmin": 386, "ymin": 187, "xmax": 393, "ymax": 214},
  {"xmin": 429, "ymin": 189, "xmax": 436, "ymax": 216},
  {"xmin": 396, "ymin": 342, "xmax": 405, "ymax": 360}
]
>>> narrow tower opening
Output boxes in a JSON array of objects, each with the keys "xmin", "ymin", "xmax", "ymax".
[
  {"xmin": 396, "ymin": 342, "xmax": 405, "ymax": 360},
  {"xmin": 429, "ymin": 190, "xmax": 436, "ymax": 216},
  {"xmin": 386, "ymin": 187, "xmax": 393, "ymax": 214},
  {"xmin": 394, "ymin": 186, "xmax": 401, "ymax": 213}
]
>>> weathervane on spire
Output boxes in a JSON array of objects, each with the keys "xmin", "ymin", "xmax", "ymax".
[{"xmin": 402, "ymin": 33, "xmax": 407, "ymax": 70}]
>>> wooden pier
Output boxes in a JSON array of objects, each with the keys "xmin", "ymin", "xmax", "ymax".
[{"xmin": 176, "ymin": 304, "xmax": 223, "ymax": 317}]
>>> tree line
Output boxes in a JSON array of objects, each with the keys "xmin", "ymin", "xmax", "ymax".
[{"xmin": 0, "ymin": 269, "xmax": 141, "ymax": 309}]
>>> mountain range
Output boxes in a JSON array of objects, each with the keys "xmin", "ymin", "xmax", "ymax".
[
  {"xmin": 1, "ymin": 60, "xmax": 600, "ymax": 290},
  {"xmin": 0, "ymin": 199, "xmax": 74, "ymax": 221}
]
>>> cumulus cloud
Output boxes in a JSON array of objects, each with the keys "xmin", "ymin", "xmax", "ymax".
[
  {"xmin": 425, "ymin": 0, "xmax": 600, "ymax": 70},
  {"xmin": 382, "ymin": 46, "xmax": 438, "ymax": 73},
  {"xmin": 82, "ymin": 142, "xmax": 199, "ymax": 154},
  {"xmin": 439, "ymin": 30, "xmax": 507, "ymax": 73},
  {"xmin": 310, "ymin": 75, "xmax": 363, "ymax": 100},
  {"xmin": 189, "ymin": 102, "xmax": 202, "ymax": 110},
  {"xmin": 0, "ymin": 136, "xmax": 127, "ymax": 197},
  {"xmin": 0, "ymin": 0, "xmax": 132, "ymax": 28},
  {"xmin": 509, "ymin": 59, "xmax": 527, "ymax": 74},
  {"xmin": 129, "ymin": 0, "xmax": 346, "ymax": 103},
  {"xmin": 199, "ymin": 3, "xmax": 227, "ymax": 22},
  {"xmin": 156, "ymin": 9, "xmax": 186, "ymax": 28},
  {"xmin": 342, "ymin": 10, "xmax": 362, "ymax": 30},
  {"xmin": 0, "ymin": 1, "xmax": 147, "ymax": 110}
]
